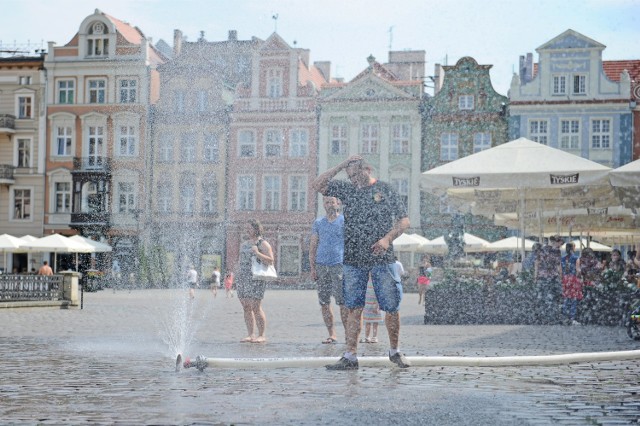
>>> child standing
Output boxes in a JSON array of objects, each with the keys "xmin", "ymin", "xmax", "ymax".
[
  {"xmin": 361, "ymin": 278, "xmax": 383, "ymax": 343},
  {"xmin": 224, "ymin": 271, "xmax": 234, "ymax": 298}
]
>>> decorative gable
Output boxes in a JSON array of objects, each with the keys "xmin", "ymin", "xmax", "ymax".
[
  {"xmin": 260, "ymin": 33, "xmax": 290, "ymax": 52},
  {"xmin": 324, "ymin": 73, "xmax": 414, "ymax": 101},
  {"xmin": 537, "ymin": 29, "xmax": 605, "ymax": 51}
]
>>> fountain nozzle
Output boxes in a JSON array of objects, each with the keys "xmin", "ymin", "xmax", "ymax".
[{"xmin": 182, "ymin": 355, "xmax": 208, "ymax": 371}]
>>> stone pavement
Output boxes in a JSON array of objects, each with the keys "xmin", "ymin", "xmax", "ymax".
[{"xmin": 1, "ymin": 288, "xmax": 639, "ymax": 425}]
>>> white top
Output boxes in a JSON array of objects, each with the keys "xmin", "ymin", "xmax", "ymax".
[
  {"xmin": 212, "ymin": 270, "xmax": 221, "ymax": 286},
  {"xmin": 187, "ymin": 268, "xmax": 198, "ymax": 283}
]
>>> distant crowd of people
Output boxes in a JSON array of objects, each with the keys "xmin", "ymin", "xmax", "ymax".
[{"xmin": 519, "ymin": 235, "xmax": 640, "ymax": 325}]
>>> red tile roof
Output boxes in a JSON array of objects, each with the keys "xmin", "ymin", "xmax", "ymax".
[
  {"xmin": 298, "ymin": 59, "xmax": 328, "ymax": 89},
  {"xmin": 602, "ymin": 60, "xmax": 640, "ymax": 82},
  {"xmin": 104, "ymin": 13, "xmax": 144, "ymax": 45}
]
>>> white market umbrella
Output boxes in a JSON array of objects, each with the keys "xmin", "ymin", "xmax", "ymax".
[
  {"xmin": 609, "ymin": 158, "xmax": 640, "ymax": 210},
  {"xmin": 22, "ymin": 234, "xmax": 94, "ymax": 272},
  {"xmin": 0, "ymin": 234, "xmax": 28, "ymax": 273},
  {"xmin": 423, "ymin": 233, "xmax": 490, "ymax": 255},
  {"xmin": 421, "ymin": 137, "xmax": 614, "ymax": 258},
  {"xmin": 409, "ymin": 233, "xmax": 432, "ymax": 252},
  {"xmin": 564, "ymin": 238, "xmax": 613, "ymax": 253},
  {"xmin": 69, "ymin": 235, "xmax": 112, "ymax": 252},
  {"xmin": 494, "ymin": 205, "xmax": 638, "ymax": 234},
  {"xmin": 480, "ymin": 236, "xmax": 536, "ymax": 253},
  {"xmin": 392, "ymin": 233, "xmax": 424, "ymax": 251},
  {"xmin": 19, "ymin": 235, "xmax": 39, "ymax": 242}
]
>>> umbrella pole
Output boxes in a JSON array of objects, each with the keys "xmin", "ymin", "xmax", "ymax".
[{"xmin": 519, "ymin": 190, "xmax": 526, "ymax": 262}]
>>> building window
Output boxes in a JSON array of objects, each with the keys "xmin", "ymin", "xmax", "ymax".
[
  {"xmin": 391, "ymin": 123, "xmax": 410, "ymax": 154},
  {"xmin": 19, "ymin": 76, "xmax": 32, "ymax": 85},
  {"xmin": 289, "ymin": 129, "xmax": 308, "ymax": 157},
  {"xmin": 203, "ymin": 133, "xmax": 219, "ymax": 162},
  {"xmin": 202, "ymin": 180, "xmax": 218, "ymax": 213},
  {"xmin": 16, "ymin": 138, "xmax": 31, "ymax": 168},
  {"xmin": 560, "ymin": 119, "xmax": 580, "ymax": 149},
  {"xmin": 529, "ymin": 120, "xmax": 548, "ymax": 145},
  {"xmin": 289, "ymin": 176, "xmax": 307, "ymax": 212},
  {"xmin": 158, "ymin": 134, "xmax": 173, "ymax": 162},
  {"xmin": 55, "ymin": 182, "xmax": 71, "ymax": 213},
  {"xmin": 440, "ymin": 133, "xmax": 458, "ymax": 161},
  {"xmin": 197, "ymin": 90, "xmax": 208, "ymax": 112},
  {"xmin": 237, "ymin": 175, "xmax": 255, "ymax": 211},
  {"xmin": 360, "ymin": 123, "xmax": 379, "ymax": 154},
  {"xmin": 473, "ymin": 132, "xmax": 492, "ymax": 153},
  {"xmin": 17, "ymin": 96, "xmax": 33, "ymax": 119},
  {"xmin": 552, "ymin": 75, "xmax": 566, "ymax": 95},
  {"xmin": 279, "ymin": 242, "xmax": 301, "ymax": 276},
  {"xmin": 180, "ymin": 176, "xmax": 195, "ymax": 214},
  {"xmin": 238, "ymin": 130, "xmax": 256, "ymax": 157},
  {"xmin": 13, "ymin": 189, "xmax": 31, "ymax": 220},
  {"xmin": 87, "ymin": 22, "xmax": 109, "ymax": 57},
  {"xmin": 181, "ymin": 133, "xmax": 196, "ymax": 162},
  {"xmin": 88, "ymin": 79, "xmax": 106, "ymax": 104},
  {"xmin": 572, "ymin": 75, "xmax": 586, "ymax": 95},
  {"xmin": 56, "ymin": 126, "xmax": 73, "ymax": 156},
  {"xmin": 118, "ymin": 182, "xmax": 136, "ymax": 213},
  {"xmin": 264, "ymin": 130, "xmax": 282, "ymax": 157},
  {"xmin": 57, "ymin": 80, "xmax": 75, "ymax": 104},
  {"xmin": 157, "ymin": 181, "xmax": 172, "ymax": 213},
  {"xmin": 267, "ymin": 69, "xmax": 283, "ymax": 98},
  {"xmin": 87, "ymin": 126, "xmax": 104, "ymax": 167},
  {"xmin": 591, "ymin": 119, "xmax": 611, "ymax": 149},
  {"xmin": 174, "ymin": 91, "xmax": 185, "ymax": 112},
  {"xmin": 331, "ymin": 124, "xmax": 347, "ymax": 155},
  {"xmin": 119, "ymin": 79, "xmax": 137, "ymax": 103},
  {"xmin": 263, "ymin": 176, "xmax": 281, "ymax": 211},
  {"xmin": 118, "ymin": 125, "xmax": 137, "ymax": 156},
  {"xmin": 458, "ymin": 95, "xmax": 474, "ymax": 110},
  {"xmin": 391, "ymin": 178, "xmax": 409, "ymax": 209}
]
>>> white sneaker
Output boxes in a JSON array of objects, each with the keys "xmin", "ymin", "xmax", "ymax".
[{"xmin": 571, "ymin": 320, "xmax": 581, "ymax": 326}]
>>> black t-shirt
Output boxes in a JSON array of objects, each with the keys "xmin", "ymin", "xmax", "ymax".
[{"xmin": 326, "ymin": 179, "xmax": 408, "ymax": 267}]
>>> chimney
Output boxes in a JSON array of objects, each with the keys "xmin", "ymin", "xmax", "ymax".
[
  {"xmin": 526, "ymin": 53, "xmax": 534, "ymax": 83},
  {"xmin": 228, "ymin": 30, "xmax": 238, "ymax": 41},
  {"xmin": 314, "ymin": 61, "xmax": 331, "ymax": 82},
  {"xmin": 519, "ymin": 53, "xmax": 534, "ymax": 84},
  {"xmin": 173, "ymin": 29, "xmax": 183, "ymax": 56},
  {"xmin": 433, "ymin": 63, "xmax": 444, "ymax": 95}
]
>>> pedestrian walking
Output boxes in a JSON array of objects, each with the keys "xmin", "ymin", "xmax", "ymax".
[
  {"xmin": 309, "ymin": 196, "xmax": 347, "ymax": 344},
  {"xmin": 211, "ymin": 266, "xmax": 221, "ymax": 298},
  {"xmin": 224, "ymin": 271, "xmax": 234, "ymax": 298},
  {"xmin": 312, "ymin": 155, "xmax": 411, "ymax": 369},
  {"xmin": 186, "ymin": 265, "xmax": 198, "ymax": 299}
]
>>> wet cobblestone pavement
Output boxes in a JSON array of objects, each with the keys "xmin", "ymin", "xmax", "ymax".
[{"xmin": 1, "ymin": 289, "xmax": 639, "ymax": 425}]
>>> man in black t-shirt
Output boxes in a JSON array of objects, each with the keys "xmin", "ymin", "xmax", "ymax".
[{"xmin": 312, "ymin": 155, "xmax": 411, "ymax": 370}]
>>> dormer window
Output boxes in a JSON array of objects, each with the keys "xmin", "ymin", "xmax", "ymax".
[
  {"xmin": 267, "ymin": 69, "xmax": 283, "ymax": 98},
  {"xmin": 458, "ymin": 95, "xmax": 474, "ymax": 110},
  {"xmin": 87, "ymin": 22, "xmax": 110, "ymax": 57}
]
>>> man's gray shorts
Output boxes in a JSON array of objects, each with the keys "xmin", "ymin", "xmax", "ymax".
[{"xmin": 316, "ymin": 264, "xmax": 344, "ymax": 306}]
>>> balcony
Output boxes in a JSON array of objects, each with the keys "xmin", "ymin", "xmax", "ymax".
[
  {"xmin": 70, "ymin": 212, "xmax": 111, "ymax": 228},
  {"xmin": 0, "ymin": 164, "xmax": 15, "ymax": 185},
  {"xmin": 72, "ymin": 157, "xmax": 112, "ymax": 174},
  {"xmin": 0, "ymin": 114, "xmax": 16, "ymax": 134}
]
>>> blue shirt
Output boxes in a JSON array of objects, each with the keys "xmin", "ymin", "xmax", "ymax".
[{"xmin": 312, "ymin": 215, "xmax": 344, "ymax": 266}]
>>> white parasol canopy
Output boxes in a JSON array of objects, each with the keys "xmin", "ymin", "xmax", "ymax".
[
  {"xmin": 479, "ymin": 236, "xmax": 536, "ymax": 253},
  {"xmin": 392, "ymin": 233, "xmax": 425, "ymax": 251},
  {"xmin": 421, "ymin": 137, "xmax": 614, "ymax": 257},
  {"xmin": 563, "ymin": 238, "xmax": 612, "ymax": 253},
  {"xmin": 69, "ymin": 235, "xmax": 112, "ymax": 253},
  {"xmin": 22, "ymin": 234, "xmax": 94, "ymax": 272},
  {"xmin": 422, "ymin": 233, "xmax": 490, "ymax": 254},
  {"xmin": 609, "ymin": 158, "xmax": 640, "ymax": 210}
]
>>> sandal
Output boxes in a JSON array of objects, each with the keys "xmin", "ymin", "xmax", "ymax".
[
  {"xmin": 322, "ymin": 337, "xmax": 337, "ymax": 344},
  {"xmin": 240, "ymin": 336, "xmax": 254, "ymax": 343}
]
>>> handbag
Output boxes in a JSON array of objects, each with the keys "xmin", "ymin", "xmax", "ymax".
[{"xmin": 251, "ymin": 256, "xmax": 277, "ymax": 281}]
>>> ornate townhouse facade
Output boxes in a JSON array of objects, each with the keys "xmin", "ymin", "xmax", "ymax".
[
  {"xmin": 318, "ymin": 52, "xmax": 425, "ymax": 267},
  {"xmin": 421, "ymin": 56, "xmax": 509, "ymax": 241},
  {"xmin": 0, "ymin": 55, "xmax": 46, "ymax": 273},
  {"xmin": 150, "ymin": 30, "xmax": 261, "ymax": 283},
  {"xmin": 509, "ymin": 29, "xmax": 640, "ymax": 168},
  {"xmin": 226, "ymin": 33, "xmax": 328, "ymax": 283},
  {"xmin": 43, "ymin": 9, "xmax": 164, "ymax": 273}
]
